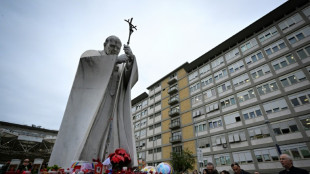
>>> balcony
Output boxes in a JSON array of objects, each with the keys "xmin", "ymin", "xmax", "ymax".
[
  {"xmin": 169, "ymin": 121, "xmax": 181, "ymax": 130},
  {"xmin": 168, "ymin": 86, "xmax": 178, "ymax": 95},
  {"xmin": 170, "ymin": 135, "xmax": 182, "ymax": 143},
  {"xmin": 168, "ymin": 97, "xmax": 179, "ymax": 105},
  {"xmin": 169, "ymin": 109, "xmax": 180, "ymax": 117},
  {"xmin": 168, "ymin": 77, "xmax": 178, "ymax": 85}
]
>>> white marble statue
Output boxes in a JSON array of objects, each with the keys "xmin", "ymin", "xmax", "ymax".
[{"xmin": 49, "ymin": 36, "xmax": 138, "ymax": 168}]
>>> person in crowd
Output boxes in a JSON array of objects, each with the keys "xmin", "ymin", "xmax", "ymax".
[
  {"xmin": 18, "ymin": 159, "xmax": 32, "ymax": 173},
  {"xmin": 0, "ymin": 161, "xmax": 10, "ymax": 174},
  {"xmin": 230, "ymin": 162, "xmax": 250, "ymax": 174},
  {"xmin": 220, "ymin": 170, "xmax": 230, "ymax": 174},
  {"xmin": 254, "ymin": 172, "xmax": 260, "ymax": 174},
  {"xmin": 279, "ymin": 154, "xmax": 308, "ymax": 174},
  {"xmin": 193, "ymin": 169, "xmax": 198, "ymax": 174},
  {"xmin": 205, "ymin": 162, "xmax": 219, "ymax": 174}
]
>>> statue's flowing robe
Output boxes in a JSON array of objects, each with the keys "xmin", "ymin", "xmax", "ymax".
[{"xmin": 49, "ymin": 51, "xmax": 138, "ymax": 168}]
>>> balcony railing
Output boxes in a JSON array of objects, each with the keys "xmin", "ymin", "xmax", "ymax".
[
  {"xmin": 169, "ymin": 121, "xmax": 181, "ymax": 129},
  {"xmin": 168, "ymin": 86, "xmax": 178, "ymax": 95},
  {"xmin": 168, "ymin": 77, "xmax": 178, "ymax": 85},
  {"xmin": 168, "ymin": 97, "xmax": 179, "ymax": 105},
  {"xmin": 169, "ymin": 109, "xmax": 180, "ymax": 117},
  {"xmin": 170, "ymin": 135, "xmax": 182, "ymax": 143}
]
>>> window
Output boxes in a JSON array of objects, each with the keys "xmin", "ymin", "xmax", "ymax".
[
  {"xmin": 172, "ymin": 131, "xmax": 181, "ymax": 140},
  {"xmin": 258, "ymin": 26, "xmax": 278, "ymax": 43},
  {"xmin": 172, "ymin": 146, "xmax": 182, "ymax": 153},
  {"xmin": 154, "ymin": 147, "xmax": 161, "ymax": 153},
  {"xmin": 280, "ymin": 143, "xmax": 310, "ymax": 159},
  {"xmin": 141, "ymin": 119, "xmax": 147, "ymax": 127},
  {"xmin": 197, "ymin": 137, "xmax": 210, "ymax": 148},
  {"xmin": 206, "ymin": 102, "xmax": 219, "ymax": 113},
  {"xmin": 254, "ymin": 147, "xmax": 279, "ymax": 162},
  {"xmin": 289, "ymin": 89, "xmax": 310, "ymax": 107},
  {"xmin": 225, "ymin": 48, "xmax": 240, "ymax": 62},
  {"xmin": 220, "ymin": 95, "xmax": 236, "ymax": 109},
  {"xmin": 278, "ymin": 13, "xmax": 303, "ymax": 31},
  {"xmin": 170, "ymin": 105, "xmax": 180, "ymax": 113},
  {"xmin": 279, "ymin": 70, "xmax": 307, "ymax": 87},
  {"xmin": 232, "ymin": 73, "xmax": 250, "ymax": 87},
  {"xmin": 154, "ymin": 134, "xmax": 161, "ymax": 140},
  {"xmin": 214, "ymin": 68, "xmax": 228, "ymax": 82},
  {"xmin": 190, "ymin": 82, "xmax": 201, "ymax": 94},
  {"xmin": 201, "ymin": 75, "xmax": 213, "ymax": 88},
  {"xmin": 211, "ymin": 56, "xmax": 224, "ymax": 69},
  {"xmin": 203, "ymin": 88, "xmax": 216, "ymax": 100},
  {"xmin": 296, "ymin": 44, "xmax": 310, "ymax": 60},
  {"xmin": 191, "ymin": 94, "xmax": 203, "ymax": 106},
  {"xmin": 208, "ymin": 117, "xmax": 223, "ymax": 129},
  {"xmin": 264, "ymin": 39, "xmax": 287, "ymax": 55},
  {"xmin": 155, "ymin": 111, "xmax": 161, "ymax": 117},
  {"xmin": 136, "ymin": 103, "xmax": 142, "ymax": 111},
  {"xmin": 199, "ymin": 64, "xmax": 211, "ymax": 76},
  {"xmin": 142, "ymin": 100, "xmax": 148, "ymax": 107},
  {"xmin": 195, "ymin": 122, "xmax": 207, "ymax": 133},
  {"xmin": 237, "ymin": 88, "xmax": 256, "ymax": 103},
  {"xmin": 211, "ymin": 134, "xmax": 227, "ymax": 146},
  {"xmin": 193, "ymin": 107, "xmax": 203, "ymax": 117},
  {"xmin": 263, "ymin": 98, "xmax": 288, "ymax": 114},
  {"xmin": 256, "ymin": 80, "xmax": 279, "ymax": 96},
  {"xmin": 155, "ymin": 101, "xmax": 161, "ymax": 107},
  {"xmin": 271, "ymin": 119, "xmax": 299, "ymax": 135},
  {"xmin": 286, "ymin": 26, "xmax": 310, "ymax": 45},
  {"xmin": 154, "ymin": 122, "xmax": 161, "ymax": 128},
  {"xmin": 140, "ymin": 129, "xmax": 146, "ymax": 136},
  {"xmin": 228, "ymin": 130, "xmax": 247, "ymax": 143},
  {"xmin": 248, "ymin": 125, "xmax": 270, "ymax": 140},
  {"xmin": 135, "ymin": 122, "xmax": 141, "ymax": 129},
  {"xmin": 189, "ymin": 70, "xmax": 199, "ymax": 83},
  {"xmin": 149, "ymin": 125, "xmax": 153, "ymax": 130},
  {"xmin": 250, "ymin": 64, "xmax": 271, "ymax": 80},
  {"xmin": 170, "ymin": 119, "xmax": 180, "ymax": 129},
  {"xmin": 240, "ymin": 38, "xmax": 258, "ymax": 52},
  {"xmin": 217, "ymin": 80, "xmax": 232, "ymax": 93},
  {"xmin": 170, "ymin": 72, "xmax": 177, "ymax": 79},
  {"xmin": 132, "ymin": 107, "xmax": 136, "ymax": 113},
  {"xmin": 155, "ymin": 92, "xmax": 161, "ymax": 97},
  {"xmin": 233, "ymin": 151, "xmax": 253, "ymax": 164},
  {"xmin": 224, "ymin": 112, "xmax": 241, "ymax": 125},
  {"xmin": 245, "ymin": 51, "xmax": 264, "ymax": 65},
  {"xmin": 242, "ymin": 105, "xmax": 263, "ymax": 120},
  {"xmin": 303, "ymin": 6, "xmax": 310, "ymax": 19},
  {"xmin": 141, "ymin": 109, "xmax": 147, "ymax": 117},
  {"xmin": 299, "ymin": 115, "xmax": 310, "ymax": 130},
  {"xmin": 228, "ymin": 60, "xmax": 245, "ymax": 74},
  {"xmin": 271, "ymin": 53, "xmax": 296, "ymax": 71},
  {"xmin": 214, "ymin": 154, "xmax": 231, "ymax": 166}
]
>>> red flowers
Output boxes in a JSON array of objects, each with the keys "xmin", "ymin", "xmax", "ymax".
[{"xmin": 108, "ymin": 148, "xmax": 131, "ymax": 170}]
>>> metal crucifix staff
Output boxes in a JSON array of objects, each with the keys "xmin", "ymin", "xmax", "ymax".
[{"xmin": 124, "ymin": 18, "xmax": 137, "ymax": 45}]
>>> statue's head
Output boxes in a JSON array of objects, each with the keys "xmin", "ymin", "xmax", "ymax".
[{"xmin": 103, "ymin": 35, "xmax": 122, "ymax": 55}]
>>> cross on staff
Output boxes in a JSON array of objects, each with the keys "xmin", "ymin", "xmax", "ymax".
[{"xmin": 124, "ymin": 18, "xmax": 137, "ymax": 45}]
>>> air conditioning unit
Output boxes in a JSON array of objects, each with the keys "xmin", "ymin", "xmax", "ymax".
[{"xmin": 222, "ymin": 143, "xmax": 227, "ymax": 148}]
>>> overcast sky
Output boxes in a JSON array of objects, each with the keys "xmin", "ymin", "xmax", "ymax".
[{"xmin": 0, "ymin": 0, "xmax": 286, "ymax": 130}]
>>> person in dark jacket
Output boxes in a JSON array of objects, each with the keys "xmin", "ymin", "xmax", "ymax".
[
  {"xmin": 230, "ymin": 162, "xmax": 250, "ymax": 174},
  {"xmin": 18, "ymin": 159, "xmax": 32, "ymax": 173},
  {"xmin": 279, "ymin": 154, "xmax": 308, "ymax": 174},
  {"xmin": 204, "ymin": 162, "xmax": 219, "ymax": 174}
]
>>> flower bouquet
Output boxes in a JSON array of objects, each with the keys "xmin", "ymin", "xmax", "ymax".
[{"xmin": 107, "ymin": 148, "xmax": 131, "ymax": 172}]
